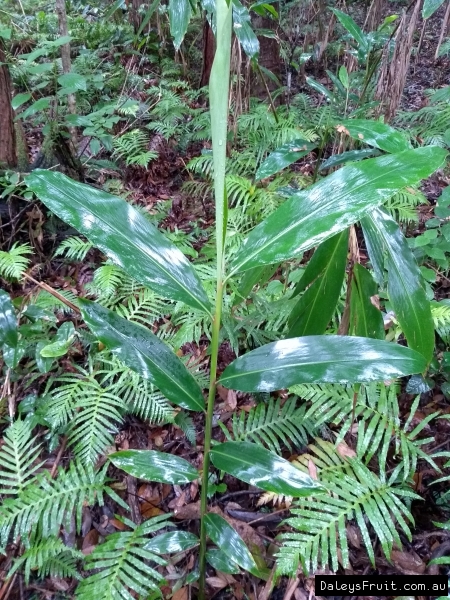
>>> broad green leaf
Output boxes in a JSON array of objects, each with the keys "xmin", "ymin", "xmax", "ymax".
[
  {"xmin": 255, "ymin": 139, "xmax": 317, "ymax": 181},
  {"xmin": 339, "ymin": 65, "xmax": 349, "ymax": 89},
  {"xmin": 20, "ymin": 97, "xmax": 51, "ymax": 120},
  {"xmin": 79, "ymin": 300, "xmax": 205, "ymax": 412},
  {"xmin": 144, "ymin": 531, "xmax": 199, "ymax": 553},
  {"xmin": 210, "ymin": 0, "xmax": 233, "ymax": 268},
  {"xmin": 12, "ymin": 93, "xmax": 32, "ymax": 111},
  {"xmin": 110, "ymin": 450, "xmax": 199, "ymax": 484},
  {"xmin": 361, "ymin": 207, "xmax": 435, "ymax": 362},
  {"xmin": 40, "ymin": 322, "xmax": 76, "ymax": 358},
  {"xmin": 210, "ymin": 441, "xmax": 324, "ymax": 496},
  {"xmin": 288, "ymin": 230, "xmax": 348, "ymax": 336},
  {"xmin": 423, "ymin": 0, "xmax": 446, "ymax": 18},
  {"xmin": 306, "ymin": 76, "xmax": 337, "ymax": 103},
  {"xmin": 57, "ymin": 72, "xmax": 87, "ymax": 92},
  {"xmin": 0, "ymin": 290, "xmax": 18, "ymax": 348},
  {"xmin": 219, "ymin": 336, "xmax": 427, "ymax": 392},
  {"xmin": 232, "ymin": 263, "xmax": 277, "ymax": 306},
  {"xmin": 331, "ymin": 8, "xmax": 368, "ymax": 51},
  {"xmin": 338, "ymin": 119, "xmax": 411, "ymax": 154},
  {"xmin": 26, "ymin": 171, "xmax": 210, "ymax": 313},
  {"xmin": 232, "ymin": 0, "xmax": 259, "ymax": 59},
  {"xmin": 168, "ymin": 0, "xmax": 192, "ymax": 50},
  {"xmin": 229, "ymin": 147, "xmax": 446, "ymax": 276},
  {"xmin": 320, "ymin": 148, "xmax": 379, "ymax": 171},
  {"xmin": 206, "ymin": 548, "xmax": 240, "ymax": 574},
  {"xmin": 204, "ymin": 513, "xmax": 260, "ymax": 575},
  {"xmin": 35, "ymin": 342, "xmax": 55, "ymax": 373},
  {"xmin": 349, "ymin": 263, "xmax": 384, "ymax": 339},
  {"xmin": 0, "ymin": 28, "xmax": 12, "ymax": 40}
]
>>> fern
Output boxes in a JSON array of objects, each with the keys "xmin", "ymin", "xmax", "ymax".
[
  {"xmin": 384, "ymin": 186, "xmax": 426, "ymax": 224},
  {"xmin": 174, "ymin": 411, "xmax": 196, "ymax": 444},
  {"xmin": 0, "ymin": 243, "xmax": 32, "ymax": 279},
  {"xmin": 88, "ymin": 262, "xmax": 128, "ymax": 299},
  {"xmin": 9, "ymin": 537, "xmax": 83, "ymax": 583},
  {"xmin": 291, "ymin": 382, "xmax": 438, "ymax": 480},
  {"xmin": 218, "ymin": 397, "xmax": 315, "ymax": 454},
  {"xmin": 45, "ymin": 367, "xmax": 126, "ymax": 465},
  {"xmin": 113, "ymin": 129, "xmax": 158, "ymax": 167},
  {"xmin": 115, "ymin": 288, "xmax": 168, "ymax": 329},
  {"xmin": 432, "ymin": 299, "xmax": 450, "ymax": 343},
  {"xmin": 277, "ymin": 440, "xmax": 418, "ymax": 574},
  {"xmin": 76, "ymin": 515, "xmax": 171, "ymax": 599},
  {"xmin": 54, "ymin": 236, "xmax": 93, "ymax": 261},
  {"xmin": 33, "ymin": 289, "xmax": 79, "ymax": 313},
  {"xmin": 0, "ymin": 420, "xmax": 42, "ymax": 496},
  {"xmin": 0, "ymin": 461, "xmax": 121, "ymax": 548}
]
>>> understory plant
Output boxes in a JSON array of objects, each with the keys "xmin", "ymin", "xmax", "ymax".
[{"xmin": 0, "ymin": 1, "xmax": 449, "ymax": 598}]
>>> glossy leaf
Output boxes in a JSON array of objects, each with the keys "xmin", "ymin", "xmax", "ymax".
[
  {"xmin": 206, "ymin": 548, "xmax": 240, "ymax": 574},
  {"xmin": 144, "ymin": 531, "xmax": 199, "ymax": 553},
  {"xmin": 210, "ymin": 0, "xmax": 233, "ymax": 268},
  {"xmin": 110, "ymin": 450, "xmax": 199, "ymax": 484},
  {"xmin": 232, "ymin": 263, "xmax": 277, "ymax": 306},
  {"xmin": 205, "ymin": 513, "xmax": 259, "ymax": 575},
  {"xmin": 232, "ymin": 0, "xmax": 259, "ymax": 59},
  {"xmin": 423, "ymin": 0, "xmax": 446, "ymax": 18},
  {"xmin": 338, "ymin": 119, "xmax": 411, "ymax": 154},
  {"xmin": 40, "ymin": 322, "xmax": 76, "ymax": 358},
  {"xmin": 349, "ymin": 263, "xmax": 384, "ymax": 339},
  {"xmin": 219, "ymin": 336, "xmax": 427, "ymax": 392},
  {"xmin": 0, "ymin": 290, "xmax": 18, "ymax": 348},
  {"xmin": 210, "ymin": 441, "xmax": 324, "ymax": 496},
  {"xmin": 57, "ymin": 73, "xmax": 87, "ymax": 92},
  {"xmin": 362, "ymin": 207, "xmax": 435, "ymax": 362},
  {"xmin": 320, "ymin": 148, "xmax": 379, "ymax": 171},
  {"xmin": 306, "ymin": 76, "xmax": 337, "ymax": 103},
  {"xmin": 168, "ymin": 0, "xmax": 192, "ymax": 50},
  {"xmin": 255, "ymin": 139, "xmax": 317, "ymax": 181},
  {"xmin": 288, "ymin": 230, "xmax": 348, "ymax": 336},
  {"xmin": 331, "ymin": 8, "xmax": 368, "ymax": 51},
  {"xmin": 26, "ymin": 171, "xmax": 210, "ymax": 313},
  {"xmin": 229, "ymin": 147, "xmax": 446, "ymax": 276},
  {"xmin": 79, "ymin": 300, "xmax": 205, "ymax": 411}
]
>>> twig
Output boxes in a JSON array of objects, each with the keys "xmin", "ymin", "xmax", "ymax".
[
  {"xmin": 0, "ymin": 573, "xmax": 17, "ymax": 600},
  {"xmin": 50, "ymin": 436, "xmax": 68, "ymax": 479},
  {"xmin": 22, "ymin": 273, "xmax": 80, "ymax": 313},
  {"xmin": 283, "ymin": 576, "xmax": 300, "ymax": 600}
]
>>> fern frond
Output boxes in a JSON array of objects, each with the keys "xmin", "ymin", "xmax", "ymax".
[
  {"xmin": 0, "ymin": 420, "xmax": 42, "ymax": 496},
  {"xmin": 0, "ymin": 462, "xmax": 117, "ymax": 548},
  {"xmin": 432, "ymin": 299, "xmax": 450, "ymax": 343},
  {"xmin": 9, "ymin": 537, "xmax": 83, "ymax": 583},
  {"xmin": 384, "ymin": 186, "xmax": 426, "ymax": 224},
  {"xmin": 89, "ymin": 263, "xmax": 127, "ymax": 298},
  {"xmin": 0, "ymin": 243, "xmax": 33, "ymax": 280},
  {"xmin": 115, "ymin": 288, "xmax": 167, "ymax": 328},
  {"xmin": 219, "ymin": 397, "xmax": 315, "ymax": 454},
  {"xmin": 46, "ymin": 370, "xmax": 125, "ymax": 465},
  {"xmin": 277, "ymin": 441, "xmax": 418, "ymax": 574},
  {"xmin": 54, "ymin": 236, "xmax": 93, "ymax": 261},
  {"xmin": 76, "ymin": 515, "xmax": 171, "ymax": 599},
  {"xmin": 174, "ymin": 411, "xmax": 196, "ymax": 444},
  {"xmin": 33, "ymin": 289, "xmax": 79, "ymax": 313},
  {"xmin": 113, "ymin": 129, "xmax": 158, "ymax": 167}
]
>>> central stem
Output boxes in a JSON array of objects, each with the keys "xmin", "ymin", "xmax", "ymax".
[{"xmin": 198, "ymin": 279, "xmax": 224, "ymax": 597}]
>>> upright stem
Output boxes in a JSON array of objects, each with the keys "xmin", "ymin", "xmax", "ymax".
[
  {"xmin": 198, "ymin": 281, "xmax": 224, "ymax": 597},
  {"xmin": 198, "ymin": 1, "xmax": 232, "ymax": 597}
]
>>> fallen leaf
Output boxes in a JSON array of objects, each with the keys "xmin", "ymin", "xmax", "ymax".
[
  {"xmin": 82, "ymin": 529, "xmax": 99, "ymax": 555},
  {"xmin": 336, "ymin": 442, "xmax": 356, "ymax": 459},
  {"xmin": 141, "ymin": 503, "xmax": 165, "ymax": 520},
  {"xmin": 308, "ymin": 459, "xmax": 318, "ymax": 480},
  {"xmin": 172, "ymin": 587, "xmax": 188, "ymax": 600},
  {"xmin": 391, "ymin": 550, "xmax": 425, "ymax": 575}
]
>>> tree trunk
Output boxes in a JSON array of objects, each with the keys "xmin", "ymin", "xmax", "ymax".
[
  {"xmin": 200, "ymin": 18, "xmax": 215, "ymax": 88},
  {"xmin": 251, "ymin": 10, "xmax": 281, "ymax": 99},
  {"xmin": 0, "ymin": 43, "xmax": 16, "ymax": 168},
  {"xmin": 129, "ymin": 0, "xmax": 143, "ymax": 34}
]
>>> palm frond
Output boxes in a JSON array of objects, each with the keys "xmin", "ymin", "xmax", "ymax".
[{"xmin": 0, "ymin": 419, "xmax": 42, "ymax": 496}]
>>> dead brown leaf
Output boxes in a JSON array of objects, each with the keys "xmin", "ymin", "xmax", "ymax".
[
  {"xmin": 391, "ymin": 549, "xmax": 426, "ymax": 575},
  {"xmin": 172, "ymin": 587, "xmax": 189, "ymax": 600}
]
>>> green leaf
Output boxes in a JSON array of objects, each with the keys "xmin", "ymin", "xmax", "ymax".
[
  {"xmin": 168, "ymin": 0, "xmax": 192, "ymax": 50},
  {"xmin": 255, "ymin": 139, "xmax": 317, "ymax": 181},
  {"xmin": 362, "ymin": 207, "xmax": 434, "ymax": 362},
  {"xmin": 232, "ymin": 0, "xmax": 259, "ymax": 59},
  {"xmin": 206, "ymin": 548, "xmax": 240, "ymax": 574},
  {"xmin": 423, "ymin": 0, "xmax": 446, "ymax": 19},
  {"xmin": 25, "ymin": 171, "xmax": 210, "ymax": 313},
  {"xmin": 210, "ymin": 441, "xmax": 324, "ymax": 496},
  {"xmin": 12, "ymin": 93, "xmax": 32, "ymax": 111},
  {"xmin": 80, "ymin": 300, "xmax": 205, "ymax": 412},
  {"xmin": 204, "ymin": 512, "xmax": 260, "ymax": 575},
  {"xmin": 338, "ymin": 119, "xmax": 411, "ymax": 154},
  {"xmin": 306, "ymin": 76, "xmax": 337, "ymax": 103},
  {"xmin": 57, "ymin": 72, "xmax": 87, "ymax": 92},
  {"xmin": 20, "ymin": 97, "xmax": 51, "ymax": 120},
  {"xmin": 338, "ymin": 65, "xmax": 349, "ymax": 89},
  {"xmin": 229, "ymin": 147, "xmax": 446, "ymax": 276},
  {"xmin": 219, "ymin": 336, "xmax": 427, "ymax": 392},
  {"xmin": 349, "ymin": 263, "xmax": 384, "ymax": 339},
  {"xmin": 40, "ymin": 322, "xmax": 76, "ymax": 358},
  {"xmin": 110, "ymin": 450, "xmax": 199, "ymax": 484},
  {"xmin": 210, "ymin": 0, "xmax": 233, "ymax": 268},
  {"xmin": 320, "ymin": 148, "xmax": 379, "ymax": 171},
  {"xmin": 331, "ymin": 8, "xmax": 368, "ymax": 51},
  {"xmin": 0, "ymin": 290, "xmax": 18, "ymax": 348},
  {"xmin": 0, "ymin": 28, "xmax": 12, "ymax": 40},
  {"xmin": 144, "ymin": 531, "xmax": 199, "ymax": 553},
  {"xmin": 288, "ymin": 230, "xmax": 348, "ymax": 336}
]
